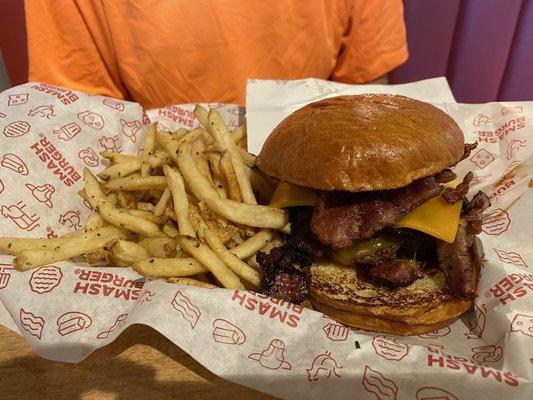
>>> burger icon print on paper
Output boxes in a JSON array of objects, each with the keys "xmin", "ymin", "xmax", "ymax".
[{"xmin": 249, "ymin": 339, "xmax": 292, "ymax": 371}]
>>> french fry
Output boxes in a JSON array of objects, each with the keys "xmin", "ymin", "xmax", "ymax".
[
  {"xmin": 98, "ymin": 151, "xmax": 172, "ymax": 180},
  {"xmin": 105, "ymin": 176, "xmax": 167, "ymax": 191},
  {"xmin": 100, "ymin": 151, "xmax": 135, "ymax": 163},
  {"xmin": 207, "ymin": 109, "xmax": 256, "ymax": 204},
  {"xmin": 191, "ymin": 136, "xmax": 212, "ymax": 182},
  {"xmin": 137, "ymin": 202, "xmax": 155, "ymax": 212},
  {"xmin": 167, "ymin": 277, "xmax": 217, "ymax": 289},
  {"xmin": 203, "ymin": 228, "xmax": 261, "ymax": 287},
  {"xmin": 162, "ymin": 220, "xmax": 180, "ymax": 237},
  {"xmin": 231, "ymin": 125, "xmax": 245, "ymax": 144},
  {"xmin": 245, "ymin": 254, "xmax": 261, "ymax": 270},
  {"xmin": 116, "ymin": 191, "xmax": 137, "ymax": 209},
  {"xmin": 154, "ymin": 187, "xmax": 171, "ymax": 216},
  {"xmin": 85, "ymin": 247, "xmax": 112, "ymax": 267},
  {"xmin": 163, "ymin": 165, "xmax": 195, "ymax": 236},
  {"xmin": 179, "ymin": 237, "xmax": 244, "ymax": 289},
  {"xmin": 230, "ymin": 229, "xmax": 274, "ymax": 259},
  {"xmin": 121, "ymin": 209, "xmax": 167, "ymax": 225},
  {"xmin": 139, "ymin": 237, "xmax": 179, "ymax": 258},
  {"xmin": 84, "ymin": 169, "xmax": 164, "ymax": 237},
  {"xmin": 178, "ymin": 142, "xmax": 287, "ymax": 229},
  {"xmin": 134, "ymin": 257, "xmax": 207, "ymax": 277},
  {"xmin": 206, "ymin": 151, "xmax": 228, "ymax": 199},
  {"xmin": 193, "ymin": 104, "xmax": 209, "ymax": 129},
  {"xmin": 13, "ymin": 226, "xmax": 130, "ymax": 270},
  {"xmin": 85, "ymin": 212, "xmax": 105, "ymax": 231},
  {"xmin": 220, "ymin": 150, "xmax": 242, "ymax": 201},
  {"xmin": 141, "ymin": 123, "xmax": 156, "ymax": 177},
  {"xmin": 1, "ymin": 231, "xmax": 88, "ymax": 254},
  {"xmin": 109, "ymin": 239, "xmax": 151, "ymax": 267}
]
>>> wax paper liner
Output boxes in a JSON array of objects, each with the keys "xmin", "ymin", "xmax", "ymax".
[{"xmin": 0, "ymin": 80, "xmax": 532, "ymax": 399}]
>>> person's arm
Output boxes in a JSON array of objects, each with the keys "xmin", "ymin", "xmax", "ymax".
[
  {"xmin": 24, "ymin": 0, "xmax": 127, "ymax": 98},
  {"xmin": 331, "ymin": 0, "xmax": 408, "ymax": 83}
]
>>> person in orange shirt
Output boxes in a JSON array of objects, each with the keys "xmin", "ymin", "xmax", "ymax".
[{"xmin": 25, "ymin": 0, "xmax": 407, "ymax": 109}]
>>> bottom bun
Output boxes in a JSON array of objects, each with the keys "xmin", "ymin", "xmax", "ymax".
[{"xmin": 312, "ymin": 300, "xmax": 462, "ymax": 336}]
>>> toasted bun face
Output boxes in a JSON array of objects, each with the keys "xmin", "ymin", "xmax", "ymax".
[
  {"xmin": 257, "ymin": 94, "xmax": 465, "ymax": 192},
  {"xmin": 308, "ymin": 244, "xmax": 480, "ymax": 335}
]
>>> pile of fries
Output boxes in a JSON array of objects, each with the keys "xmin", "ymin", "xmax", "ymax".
[{"xmin": 0, "ymin": 106, "xmax": 288, "ymax": 290}]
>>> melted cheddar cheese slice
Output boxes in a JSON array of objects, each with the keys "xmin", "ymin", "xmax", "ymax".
[{"xmin": 270, "ymin": 181, "xmax": 461, "ymax": 243}]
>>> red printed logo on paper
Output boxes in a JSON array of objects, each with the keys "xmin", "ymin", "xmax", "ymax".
[
  {"xmin": 120, "ymin": 119, "xmax": 142, "ymax": 143},
  {"xmin": 0, "ymin": 264, "xmax": 14, "ymax": 290},
  {"xmin": 53, "ymin": 122, "xmax": 81, "ymax": 141},
  {"xmin": 97, "ymin": 313, "xmax": 129, "ymax": 339},
  {"xmin": 482, "ymin": 209, "xmax": 511, "ymax": 235},
  {"xmin": 507, "ymin": 138, "xmax": 527, "ymax": 160},
  {"xmin": 28, "ymin": 105, "xmax": 55, "ymax": 119},
  {"xmin": 494, "ymin": 249, "xmax": 527, "ymax": 268},
  {"xmin": 0, "ymin": 112, "xmax": 5, "ymax": 118},
  {"xmin": 20, "ymin": 308, "xmax": 45, "ymax": 340},
  {"xmin": 416, "ymin": 386, "xmax": 459, "ymax": 400},
  {"xmin": 323, "ymin": 321, "xmax": 349, "ymax": 341},
  {"xmin": 372, "ymin": 336, "xmax": 410, "ymax": 361},
  {"xmin": 249, "ymin": 339, "xmax": 292, "ymax": 371},
  {"xmin": 78, "ymin": 110, "xmax": 105, "ymax": 130},
  {"xmin": 471, "ymin": 345, "xmax": 503, "ymax": 363},
  {"xmin": 0, "ymin": 178, "xmax": 4, "ymax": 195},
  {"xmin": 29, "ymin": 266, "xmax": 63, "ymax": 294},
  {"xmin": 306, "ymin": 351, "xmax": 342, "ymax": 382},
  {"xmin": 78, "ymin": 147, "xmax": 100, "ymax": 167},
  {"xmin": 466, "ymin": 303, "xmax": 487, "ymax": 339},
  {"xmin": 25, "ymin": 183, "xmax": 55, "ymax": 209},
  {"xmin": 59, "ymin": 210, "xmax": 82, "ymax": 230},
  {"xmin": 99, "ymin": 135, "xmax": 122, "ymax": 152},
  {"xmin": 135, "ymin": 290, "xmax": 155, "ymax": 306},
  {"xmin": 103, "ymin": 98, "xmax": 125, "ymax": 112},
  {"xmin": 3, "ymin": 120, "xmax": 30, "ymax": 138},
  {"xmin": 510, "ymin": 313, "xmax": 533, "ymax": 338},
  {"xmin": 7, "ymin": 93, "xmax": 29, "ymax": 106},
  {"xmin": 501, "ymin": 105, "xmax": 522, "ymax": 116},
  {"xmin": 212, "ymin": 318, "xmax": 246, "ymax": 345},
  {"xmin": 1, "ymin": 201, "xmax": 40, "ymax": 231},
  {"xmin": 57, "ymin": 311, "xmax": 93, "ymax": 336},
  {"xmin": 472, "ymin": 114, "xmax": 493, "ymax": 126},
  {"xmin": 470, "ymin": 173, "xmax": 491, "ymax": 187},
  {"xmin": 470, "ymin": 148, "xmax": 496, "ymax": 169},
  {"xmin": 171, "ymin": 291, "xmax": 201, "ymax": 329},
  {"xmin": 1, "ymin": 153, "xmax": 29, "ymax": 175},
  {"xmin": 362, "ymin": 365, "xmax": 398, "ymax": 400},
  {"xmin": 418, "ymin": 326, "xmax": 451, "ymax": 339}
]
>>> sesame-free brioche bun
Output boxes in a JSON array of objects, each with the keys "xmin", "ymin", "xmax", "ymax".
[
  {"xmin": 307, "ymin": 243, "xmax": 481, "ymax": 335},
  {"xmin": 257, "ymin": 94, "xmax": 465, "ymax": 192}
]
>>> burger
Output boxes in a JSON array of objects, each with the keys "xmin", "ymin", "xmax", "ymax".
[{"xmin": 255, "ymin": 94, "xmax": 490, "ymax": 335}]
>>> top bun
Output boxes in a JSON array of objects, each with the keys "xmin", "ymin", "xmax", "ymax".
[{"xmin": 257, "ymin": 94, "xmax": 465, "ymax": 191}]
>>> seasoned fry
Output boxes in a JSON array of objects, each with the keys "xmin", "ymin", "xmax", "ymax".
[
  {"xmin": 193, "ymin": 104, "xmax": 209, "ymax": 129},
  {"xmin": 230, "ymin": 229, "xmax": 274, "ymax": 259},
  {"xmin": 141, "ymin": 123, "xmax": 156, "ymax": 177},
  {"xmin": 98, "ymin": 151, "xmax": 171, "ymax": 180},
  {"xmin": 203, "ymin": 228, "xmax": 261, "ymax": 287},
  {"xmin": 207, "ymin": 109, "xmax": 256, "ymax": 204},
  {"xmin": 105, "ymin": 176, "xmax": 167, "ymax": 191},
  {"xmin": 163, "ymin": 165, "xmax": 195, "ymax": 236},
  {"xmin": 206, "ymin": 151, "xmax": 228, "ymax": 199},
  {"xmin": 178, "ymin": 142, "xmax": 287, "ymax": 229},
  {"xmin": 85, "ymin": 247, "xmax": 112, "ymax": 267},
  {"xmin": 100, "ymin": 151, "xmax": 135, "ymax": 163},
  {"xmin": 137, "ymin": 202, "xmax": 155, "ymax": 212},
  {"xmin": 134, "ymin": 257, "xmax": 207, "ymax": 277},
  {"xmin": 179, "ymin": 237, "xmax": 244, "ymax": 289},
  {"xmin": 191, "ymin": 136, "xmax": 213, "ymax": 182},
  {"xmin": 154, "ymin": 187, "xmax": 171, "ymax": 216},
  {"xmin": 0, "ymin": 232, "xmax": 86, "ymax": 254},
  {"xmin": 220, "ymin": 150, "xmax": 242, "ymax": 201},
  {"xmin": 84, "ymin": 169, "xmax": 164, "ymax": 237},
  {"xmin": 231, "ymin": 125, "xmax": 246, "ymax": 144},
  {"xmin": 167, "ymin": 277, "xmax": 217, "ymax": 289},
  {"xmin": 85, "ymin": 212, "xmax": 105, "ymax": 231},
  {"xmin": 139, "ymin": 237, "xmax": 179, "ymax": 258},
  {"xmin": 121, "ymin": 209, "xmax": 167, "ymax": 225},
  {"xmin": 162, "ymin": 220, "xmax": 180, "ymax": 237},
  {"xmin": 109, "ymin": 239, "xmax": 151, "ymax": 267},
  {"xmin": 13, "ymin": 226, "xmax": 130, "ymax": 270}
]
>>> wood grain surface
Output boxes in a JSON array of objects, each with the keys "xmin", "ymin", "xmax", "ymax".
[{"xmin": 0, "ymin": 324, "xmax": 276, "ymax": 400}]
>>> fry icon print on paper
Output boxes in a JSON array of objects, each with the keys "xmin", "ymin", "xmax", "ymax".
[
  {"xmin": 249, "ymin": 339, "xmax": 292, "ymax": 371},
  {"xmin": 1, "ymin": 153, "xmax": 29, "ymax": 175},
  {"xmin": 171, "ymin": 291, "xmax": 201, "ymax": 329},
  {"xmin": 362, "ymin": 365, "xmax": 398, "ymax": 400},
  {"xmin": 416, "ymin": 386, "xmax": 459, "ymax": 400},
  {"xmin": 97, "ymin": 313, "xmax": 129, "ymax": 339},
  {"xmin": 20, "ymin": 308, "xmax": 45, "ymax": 340},
  {"xmin": 212, "ymin": 319, "xmax": 246, "ymax": 345},
  {"xmin": 306, "ymin": 351, "xmax": 342, "ymax": 382}
]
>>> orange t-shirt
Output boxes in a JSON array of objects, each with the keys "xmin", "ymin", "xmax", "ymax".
[{"xmin": 25, "ymin": 0, "xmax": 407, "ymax": 108}]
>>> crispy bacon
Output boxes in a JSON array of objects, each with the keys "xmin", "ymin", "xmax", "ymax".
[
  {"xmin": 435, "ymin": 168, "xmax": 457, "ymax": 183},
  {"xmin": 462, "ymin": 191, "xmax": 491, "ymax": 234},
  {"xmin": 461, "ymin": 142, "xmax": 478, "ymax": 161},
  {"xmin": 311, "ymin": 177, "xmax": 443, "ymax": 248},
  {"xmin": 368, "ymin": 259, "xmax": 424, "ymax": 288},
  {"xmin": 443, "ymin": 171, "xmax": 474, "ymax": 204}
]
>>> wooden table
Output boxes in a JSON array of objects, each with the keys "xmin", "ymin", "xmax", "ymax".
[{"xmin": 0, "ymin": 324, "xmax": 276, "ymax": 400}]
